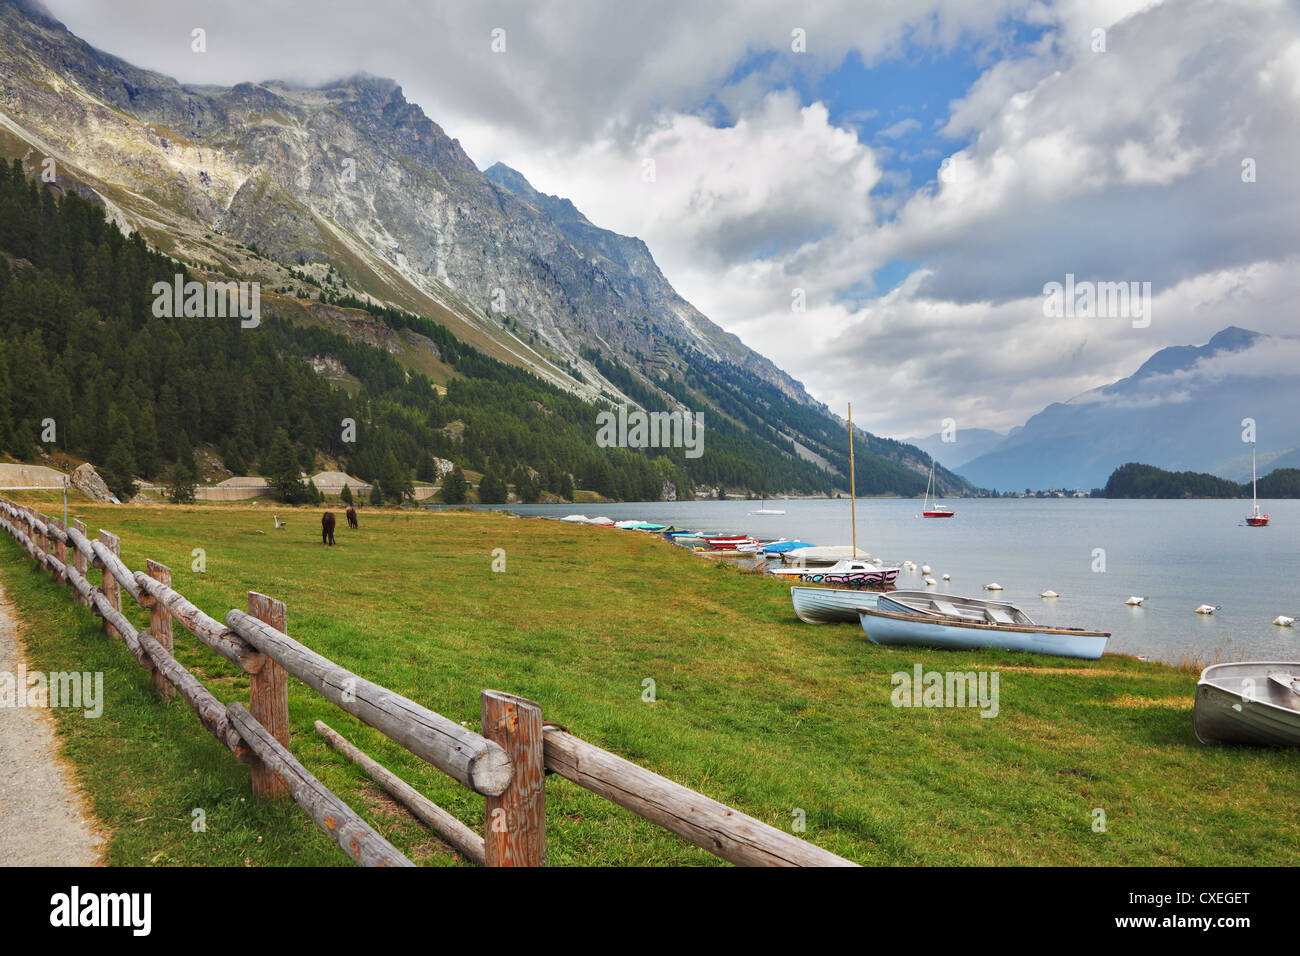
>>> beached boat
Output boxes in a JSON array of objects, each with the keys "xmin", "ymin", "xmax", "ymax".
[
  {"xmin": 1245, "ymin": 443, "xmax": 1269, "ymax": 527},
  {"xmin": 1193, "ymin": 662, "xmax": 1300, "ymax": 746},
  {"xmin": 760, "ymin": 540, "xmax": 812, "ymax": 556},
  {"xmin": 702, "ymin": 534, "xmax": 758, "ymax": 549},
  {"xmin": 769, "ymin": 560, "xmax": 900, "ymax": 588},
  {"xmin": 922, "ymin": 460, "xmax": 954, "ymax": 518},
  {"xmin": 783, "ymin": 545, "xmax": 870, "ymax": 566},
  {"xmin": 791, "ymin": 586, "xmax": 882, "ymax": 623},
  {"xmin": 858, "ymin": 590, "xmax": 1109, "ymax": 659}
]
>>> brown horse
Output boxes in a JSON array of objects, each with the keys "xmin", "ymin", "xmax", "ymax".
[
  {"xmin": 321, "ymin": 511, "xmax": 336, "ymax": 546},
  {"xmin": 345, "ymin": 507, "xmax": 358, "ymax": 529}
]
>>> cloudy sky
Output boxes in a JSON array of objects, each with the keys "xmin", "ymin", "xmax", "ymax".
[{"xmin": 41, "ymin": 0, "xmax": 1300, "ymax": 439}]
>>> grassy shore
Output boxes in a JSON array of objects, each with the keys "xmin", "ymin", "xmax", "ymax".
[{"xmin": 1, "ymin": 498, "xmax": 1296, "ymax": 866}]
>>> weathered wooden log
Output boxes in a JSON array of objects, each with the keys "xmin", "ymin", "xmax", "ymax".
[
  {"xmin": 136, "ymin": 629, "xmax": 249, "ymax": 760},
  {"xmin": 97, "ymin": 531, "xmax": 123, "ymax": 640},
  {"xmin": 50, "ymin": 517, "xmax": 67, "ymax": 574},
  {"xmin": 247, "ymin": 592, "xmax": 289, "ymax": 800},
  {"xmin": 71, "ymin": 519, "xmax": 88, "ymax": 606},
  {"xmin": 225, "ymin": 609, "xmax": 512, "ymax": 797},
  {"xmin": 146, "ymin": 560, "xmax": 175, "ymax": 700},
  {"xmin": 92, "ymin": 535, "xmax": 142, "ymax": 604},
  {"xmin": 226, "ymin": 703, "xmax": 415, "ymax": 867},
  {"xmin": 132, "ymin": 572, "xmax": 262, "ymax": 673},
  {"xmin": 481, "ymin": 690, "xmax": 546, "ymax": 866},
  {"xmin": 36, "ymin": 513, "xmax": 51, "ymax": 561},
  {"xmin": 90, "ymin": 588, "xmax": 149, "ymax": 668},
  {"xmin": 314, "ymin": 719, "xmax": 486, "ymax": 865},
  {"xmin": 542, "ymin": 729, "xmax": 859, "ymax": 867},
  {"xmin": 65, "ymin": 522, "xmax": 98, "ymax": 573},
  {"xmin": 40, "ymin": 515, "xmax": 69, "ymax": 545}
]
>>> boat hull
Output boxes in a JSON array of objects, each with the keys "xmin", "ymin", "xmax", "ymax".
[
  {"xmin": 922, "ymin": 511, "xmax": 954, "ymax": 518},
  {"xmin": 1193, "ymin": 662, "xmax": 1300, "ymax": 746},
  {"xmin": 791, "ymin": 587, "xmax": 882, "ymax": 623},
  {"xmin": 1245, "ymin": 515, "xmax": 1269, "ymax": 526},
  {"xmin": 858, "ymin": 607, "xmax": 1109, "ymax": 659}
]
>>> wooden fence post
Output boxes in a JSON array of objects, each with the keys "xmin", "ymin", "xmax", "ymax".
[
  {"xmin": 50, "ymin": 518, "xmax": 67, "ymax": 579},
  {"xmin": 480, "ymin": 690, "xmax": 546, "ymax": 866},
  {"xmin": 98, "ymin": 530, "xmax": 121, "ymax": 640},
  {"xmin": 248, "ymin": 592, "xmax": 289, "ymax": 800},
  {"xmin": 146, "ymin": 560, "xmax": 175, "ymax": 700},
  {"xmin": 71, "ymin": 519, "xmax": 87, "ymax": 605},
  {"xmin": 36, "ymin": 512, "xmax": 50, "ymax": 560}
]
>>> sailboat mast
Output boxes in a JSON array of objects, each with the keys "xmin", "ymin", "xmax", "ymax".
[
  {"xmin": 1253, "ymin": 442, "xmax": 1258, "ymax": 512},
  {"xmin": 848, "ymin": 403, "xmax": 857, "ymax": 558}
]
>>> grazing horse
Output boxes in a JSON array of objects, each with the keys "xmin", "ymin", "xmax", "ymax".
[
  {"xmin": 345, "ymin": 507, "xmax": 358, "ymax": 529},
  {"xmin": 321, "ymin": 511, "xmax": 336, "ymax": 546}
]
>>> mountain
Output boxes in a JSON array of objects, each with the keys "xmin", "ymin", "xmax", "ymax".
[
  {"xmin": 957, "ymin": 327, "xmax": 1300, "ymax": 491},
  {"xmin": 0, "ymin": 0, "xmax": 974, "ymax": 498},
  {"xmin": 900, "ymin": 427, "xmax": 1010, "ymax": 471}
]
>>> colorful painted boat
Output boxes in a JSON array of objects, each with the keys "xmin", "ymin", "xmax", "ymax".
[
  {"xmin": 791, "ymin": 586, "xmax": 882, "ymax": 624},
  {"xmin": 1193, "ymin": 662, "xmax": 1300, "ymax": 746},
  {"xmin": 858, "ymin": 591, "xmax": 1109, "ymax": 659},
  {"xmin": 769, "ymin": 560, "xmax": 900, "ymax": 588}
]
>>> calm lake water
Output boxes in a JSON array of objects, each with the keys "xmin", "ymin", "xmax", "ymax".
[{"xmin": 488, "ymin": 497, "xmax": 1299, "ymax": 666}]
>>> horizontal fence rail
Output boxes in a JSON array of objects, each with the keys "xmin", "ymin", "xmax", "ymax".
[{"xmin": 0, "ymin": 495, "xmax": 856, "ymax": 867}]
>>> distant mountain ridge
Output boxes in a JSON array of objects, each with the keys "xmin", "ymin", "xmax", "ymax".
[{"xmin": 957, "ymin": 327, "xmax": 1300, "ymax": 491}]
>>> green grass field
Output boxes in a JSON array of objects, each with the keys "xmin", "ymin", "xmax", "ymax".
[{"xmin": 2, "ymin": 498, "xmax": 1297, "ymax": 866}]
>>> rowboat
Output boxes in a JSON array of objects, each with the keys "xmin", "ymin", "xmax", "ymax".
[
  {"xmin": 1193, "ymin": 662, "xmax": 1300, "ymax": 747},
  {"xmin": 702, "ymin": 534, "xmax": 758, "ymax": 549},
  {"xmin": 858, "ymin": 590, "xmax": 1109, "ymax": 659},
  {"xmin": 769, "ymin": 560, "xmax": 900, "ymax": 588},
  {"xmin": 791, "ymin": 586, "xmax": 882, "ymax": 624}
]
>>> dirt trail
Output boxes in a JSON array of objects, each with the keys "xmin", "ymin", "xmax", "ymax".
[{"xmin": 0, "ymin": 584, "xmax": 104, "ymax": 866}]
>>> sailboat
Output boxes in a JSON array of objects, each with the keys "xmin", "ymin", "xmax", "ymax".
[
  {"xmin": 1245, "ymin": 442, "xmax": 1269, "ymax": 527},
  {"xmin": 748, "ymin": 487, "xmax": 785, "ymax": 516},
  {"xmin": 922, "ymin": 459, "xmax": 954, "ymax": 518}
]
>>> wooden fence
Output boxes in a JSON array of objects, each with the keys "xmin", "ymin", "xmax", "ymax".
[{"xmin": 0, "ymin": 497, "xmax": 855, "ymax": 867}]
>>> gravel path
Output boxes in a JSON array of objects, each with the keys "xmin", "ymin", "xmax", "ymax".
[{"xmin": 0, "ymin": 584, "xmax": 104, "ymax": 866}]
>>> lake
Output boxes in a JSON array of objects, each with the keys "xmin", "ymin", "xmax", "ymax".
[{"xmin": 486, "ymin": 497, "xmax": 1299, "ymax": 666}]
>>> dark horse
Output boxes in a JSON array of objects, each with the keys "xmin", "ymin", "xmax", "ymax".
[
  {"xmin": 345, "ymin": 507, "xmax": 358, "ymax": 529},
  {"xmin": 321, "ymin": 511, "xmax": 336, "ymax": 546}
]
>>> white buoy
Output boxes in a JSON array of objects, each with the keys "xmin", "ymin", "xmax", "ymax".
[
  {"xmin": 1195, "ymin": 604, "xmax": 1219, "ymax": 615},
  {"xmin": 924, "ymin": 577, "xmax": 937, "ymax": 586},
  {"xmin": 1125, "ymin": 596, "xmax": 1145, "ymax": 606},
  {"xmin": 921, "ymin": 564, "xmax": 931, "ymax": 575},
  {"xmin": 1040, "ymin": 590, "xmax": 1059, "ymax": 598},
  {"xmin": 942, "ymin": 573, "xmax": 950, "ymax": 581},
  {"xmin": 985, "ymin": 583, "xmax": 1003, "ymax": 591},
  {"xmin": 1274, "ymin": 615, "xmax": 1296, "ymax": 627}
]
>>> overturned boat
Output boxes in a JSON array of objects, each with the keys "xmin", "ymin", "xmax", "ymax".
[
  {"xmin": 1193, "ymin": 662, "xmax": 1300, "ymax": 747},
  {"xmin": 791, "ymin": 586, "xmax": 882, "ymax": 624},
  {"xmin": 858, "ymin": 590, "xmax": 1109, "ymax": 660}
]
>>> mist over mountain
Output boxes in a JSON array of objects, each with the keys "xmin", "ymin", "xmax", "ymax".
[{"xmin": 956, "ymin": 327, "xmax": 1300, "ymax": 492}]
